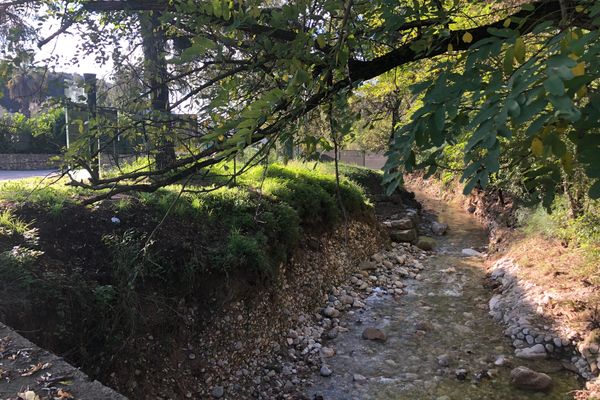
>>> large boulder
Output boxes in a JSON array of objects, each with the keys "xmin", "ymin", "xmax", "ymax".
[
  {"xmin": 416, "ymin": 236, "xmax": 436, "ymax": 251},
  {"xmin": 390, "ymin": 229, "xmax": 417, "ymax": 243},
  {"xmin": 510, "ymin": 366, "xmax": 552, "ymax": 391}
]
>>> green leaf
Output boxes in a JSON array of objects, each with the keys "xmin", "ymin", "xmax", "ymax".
[
  {"xmin": 316, "ymin": 35, "xmax": 326, "ymax": 48},
  {"xmin": 506, "ymin": 99, "xmax": 521, "ymax": 119},
  {"xmin": 514, "ymin": 37, "xmax": 526, "ymax": 63},
  {"xmin": 544, "ymin": 75, "xmax": 565, "ymax": 96},
  {"xmin": 433, "ymin": 105, "xmax": 445, "ymax": 132},
  {"xmin": 503, "ymin": 46, "xmax": 515, "ymax": 75},
  {"xmin": 532, "ymin": 20, "xmax": 555, "ymax": 34}
]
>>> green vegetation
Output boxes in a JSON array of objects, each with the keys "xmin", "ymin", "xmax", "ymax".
[
  {"xmin": 0, "ymin": 109, "xmax": 66, "ymax": 154},
  {"xmin": 0, "ymin": 209, "xmax": 30, "ymax": 236},
  {"xmin": 4, "ymin": 1, "xmax": 597, "ymax": 211},
  {"xmin": 0, "ymin": 161, "xmax": 376, "ymax": 365},
  {"xmin": 519, "ymin": 196, "xmax": 600, "ymax": 264}
]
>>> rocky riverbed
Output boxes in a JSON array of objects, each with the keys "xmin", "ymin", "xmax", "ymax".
[{"xmin": 289, "ymin": 188, "xmax": 583, "ymax": 399}]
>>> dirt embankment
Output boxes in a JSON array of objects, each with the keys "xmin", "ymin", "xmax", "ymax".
[
  {"xmin": 405, "ymin": 175, "xmax": 600, "ymax": 398},
  {"xmin": 0, "ymin": 193, "xmax": 390, "ymax": 399}
]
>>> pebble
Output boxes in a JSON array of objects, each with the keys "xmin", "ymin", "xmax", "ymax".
[
  {"xmin": 320, "ymin": 365, "xmax": 333, "ymax": 377},
  {"xmin": 494, "ymin": 355, "xmax": 507, "ymax": 367},
  {"xmin": 353, "ymin": 373, "xmax": 367, "ymax": 383},
  {"xmin": 437, "ymin": 354, "xmax": 450, "ymax": 367},
  {"xmin": 455, "ymin": 368, "xmax": 468, "ymax": 380},
  {"xmin": 321, "ymin": 347, "xmax": 335, "ymax": 358},
  {"xmin": 323, "ymin": 306, "xmax": 339, "ymax": 318},
  {"xmin": 362, "ymin": 327, "xmax": 387, "ymax": 342},
  {"xmin": 211, "ymin": 386, "xmax": 224, "ymax": 398}
]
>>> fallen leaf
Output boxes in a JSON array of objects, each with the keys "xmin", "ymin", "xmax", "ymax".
[
  {"xmin": 21, "ymin": 363, "xmax": 43, "ymax": 377},
  {"xmin": 18, "ymin": 391, "xmax": 41, "ymax": 400},
  {"xmin": 56, "ymin": 389, "xmax": 74, "ymax": 399}
]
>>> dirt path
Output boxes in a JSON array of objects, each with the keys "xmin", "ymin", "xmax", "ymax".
[{"xmin": 303, "ymin": 188, "xmax": 582, "ymax": 400}]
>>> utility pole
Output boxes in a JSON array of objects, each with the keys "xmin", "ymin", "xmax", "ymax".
[{"xmin": 84, "ymin": 73, "xmax": 100, "ymax": 181}]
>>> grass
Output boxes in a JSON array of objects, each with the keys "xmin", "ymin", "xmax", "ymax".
[
  {"xmin": 516, "ymin": 196, "xmax": 600, "ymax": 276},
  {"xmin": 0, "ymin": 160, "xmax": 377, "ymax": 288},
  {"xmin": 0, "ymin": 178, "xmax": 96, "ymax": 212},
  {"xmin": 0, "ymin": 209, "xmax": 30, "ymax": 236}
]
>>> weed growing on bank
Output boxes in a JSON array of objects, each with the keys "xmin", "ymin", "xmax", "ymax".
[{"xmin": 517, "ymin": 196, "xmax": 600, "ymax": 275}]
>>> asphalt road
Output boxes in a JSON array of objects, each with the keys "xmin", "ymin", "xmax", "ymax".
[{"xmin": 0, "ymin": 170, "xmax": 58, "ymax": 181}]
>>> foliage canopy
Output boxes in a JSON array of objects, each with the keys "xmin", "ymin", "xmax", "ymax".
[{"xmin": 0, "ymin": 0, "xmax": 599, "ymax": 204}]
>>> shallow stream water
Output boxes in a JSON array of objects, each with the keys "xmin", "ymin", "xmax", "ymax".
[{"xmin": 307, "ymin": 189, "xmax": 582, "ymax": 400}]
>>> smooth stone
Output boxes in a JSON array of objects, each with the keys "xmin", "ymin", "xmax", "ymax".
[
  {"xmin": 515, "ymin": 344, "xmax": 547, "ymax": 360},
  {"xmin": 211, "ymin": 386, "xmax": 224, "ymax": 398},
  {"xmin": 362, "ymin": 327, "xmax": 387, "ymax": 342},
  {"xmin": 321, "ymin": 347, "xmax": 335, "ymax": 358},
  {"xmin": 320, "ymin": 365, "xmax": 333, "ymax": 377},
  {"xmin": 494, "ymin": 355, "xmax": 508, "ymax": 366},
  {"xmin": 461, "ymin": 248, "xmax": 485, "ymax": 257},
  {"xmin": 322, "ymin": 306, "xmax": 340, "ymax": 318},
  {"xmin": 437, "ymin": 354, "xmax": 450, "ymax": 367},
  {"xmin": 510, "ymin": 366, "xmax": 552, "ymax": 391},
  {"xmin": 353, "ymin": 374, "xmax": 367, "ymax": 383},
  {"xmin": 431, "ymin": 221, "xmax": 448, "ymax": 236}
]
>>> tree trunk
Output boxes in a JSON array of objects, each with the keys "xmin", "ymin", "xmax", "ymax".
[
  {"xmin": 563, "ymin": 177, "xmax": 583, "ymax": 219},
  {"xmin": 389, "ymin": 93, "xmax": 402, "ymax": 143},
  {"xmin": 139, "ymin": 11, "xmax": 176, "ymax": 171}
]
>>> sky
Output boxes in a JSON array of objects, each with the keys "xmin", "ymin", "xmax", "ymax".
[{"xmin": 34, "ymin": 15, "xmax": 114, "ymax": 80}]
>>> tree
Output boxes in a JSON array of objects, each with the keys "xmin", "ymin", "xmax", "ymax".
[{"xmin": 0, "ymin": 0, "xmax": 598, "ymax": 204}]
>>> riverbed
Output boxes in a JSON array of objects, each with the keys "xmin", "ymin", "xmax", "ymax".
[{"xmin": 306, "ymin": 188, "xmax": 582, "ymax": 400}]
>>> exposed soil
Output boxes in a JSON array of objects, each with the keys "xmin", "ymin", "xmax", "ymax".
[{"xmin": 0, "ymin": 187, "xmax": 387, "ymax": 399}]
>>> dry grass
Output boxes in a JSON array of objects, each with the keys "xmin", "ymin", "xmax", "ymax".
[{"xmin": 499, "ymin": 232, "xmax": 600, "ymax": 332}]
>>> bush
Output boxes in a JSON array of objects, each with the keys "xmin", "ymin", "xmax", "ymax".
[
  {"xmin": 0, "ymin": 110, "xmax": 66, "ymax": 154},
  {"xmin": 519, "ymin": 196, "xmax": 600, "ymax": 263}
]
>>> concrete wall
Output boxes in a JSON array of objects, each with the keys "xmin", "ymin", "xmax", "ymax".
[
  {"xmin": 0, "ymin": 154, "xmax": 60, "ymax": 170},
  {"xmin": 322, "ymin": 150, "xmax": 387, "ymax": 170},
  {"xmin": 0, "ymin": 153, "xmax": 136, "ymax": 171}
]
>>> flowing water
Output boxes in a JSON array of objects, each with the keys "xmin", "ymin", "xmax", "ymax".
[{"xmin": 307, "ymin": 190, "xmax": 582, "ymax": 400}]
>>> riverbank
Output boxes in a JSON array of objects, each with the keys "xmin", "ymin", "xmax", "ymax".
[
  {"xmin": 405, "ymin": 175, "xmax": 599, "ymax": 399},
  {"xmin": 0, "ymin": 163, "xmax": 388, "ymax": 399},
  {"xmin": 299, "ymin": 183, "xmax": 582, "ymax": 399}
]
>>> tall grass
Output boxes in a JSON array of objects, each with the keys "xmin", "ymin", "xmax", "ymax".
[
  {"xmin": 518, "ymin": 196, "xmax": 600, "ymax": 268},
  {"xmin": 0, "ymin": 209, "xmax": 30, "ymax": 236}
]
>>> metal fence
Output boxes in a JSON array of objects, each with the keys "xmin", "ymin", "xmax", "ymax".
[{"xmin": 321, "ymin": 150, "xmax": 387, "ymax": 170}]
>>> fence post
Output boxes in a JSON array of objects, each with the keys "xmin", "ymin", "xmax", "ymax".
[{"xmin": 84, "ymin": 73, "xmax": 100, "ymax": 180}]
